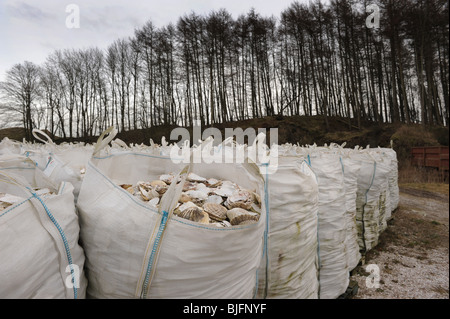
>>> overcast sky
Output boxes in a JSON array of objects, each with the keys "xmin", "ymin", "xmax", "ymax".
[{"xmin": 0, "ymin": 0, "xmax": 305, "ymax": 82}]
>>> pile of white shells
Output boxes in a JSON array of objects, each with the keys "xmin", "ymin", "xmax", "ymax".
[
  {"xmin": 120, "ymin": 172, "xmax": 261, "ymax": 227},
  {"xmin": 0, "ymin": 188, "xmax": 55, "ymax": 211}
]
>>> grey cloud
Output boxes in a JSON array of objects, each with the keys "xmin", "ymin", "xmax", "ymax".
[
  {"xmin": 6, "ymin": 2, "xmax": 55, "ymax": 21},
  {"xmin": 77, "ymin": 5, "xmax": 146, "ymax": 32}
]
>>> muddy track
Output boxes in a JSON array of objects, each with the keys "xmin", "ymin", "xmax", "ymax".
[{"xmin": 399, "ymin": 187, "xmax": 449, "ymax": 203}]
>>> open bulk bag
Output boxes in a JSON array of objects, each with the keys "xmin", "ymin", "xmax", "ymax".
[
  {"xmin": 3, "ymin": 129, "xmax": 90, "ymax": 201},
  {"xmin": 0, "ymin": 165, "xmax": 87, "ymax": 299},
  {"xmin": 301, "ymin": 147, "xmax": 348, "ymax": 299},
  {"xmin": 256, "ymin": 154, "xmax": 319, "ymax": 299},
  {"xmin": 27, "ymin": 129, "xmax": 95, "ymax": 201},
  {"xmin": 76, "ymin": 132, "xmax": 267, "ymax": 299},
  {"xmin": 0, "ymin": 154, "xmax": 57, "ymax": 189},
  {"xmin": 0, "ymin": 135, "xmax": 51, "ymax": 169}
]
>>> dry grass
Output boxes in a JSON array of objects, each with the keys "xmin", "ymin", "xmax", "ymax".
[
  {"xmin": 391, "ymin": 125, "xmax": 441, "ymax": 162},
  {"xmin": 398, "ymin": 161, "xmax": 449, "ymax": 184}
]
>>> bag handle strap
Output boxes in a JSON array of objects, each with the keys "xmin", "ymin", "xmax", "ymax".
[
  {"xmin": 111, "ymin": 138, "xmax": 128, "ymax": 149},
  {"xmin": 139, "ymin": 153, "xmax": 193, "ymax": 298},
  {"xmin": 32, "ymin": 129, "xmax": 55, "ymax": 145},
  {"xmin": 159, "ymin": 161, "xmax": 192, "ymax": 217},
  {"xmin": 92, "ymin": 126, "xmax": 118, "ymax": 157}
]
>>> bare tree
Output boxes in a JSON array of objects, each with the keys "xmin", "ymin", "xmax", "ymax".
[
  {"xmin": 0, "ymin": 61, "xmax": 41, "ymax": 140},
  {"xmin": 2, "ymin": 1, "xmax": 448, "ymax": 140}
]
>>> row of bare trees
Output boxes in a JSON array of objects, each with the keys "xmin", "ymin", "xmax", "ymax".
[{"xmin": 1, "ymin": 0, "xmax": 448, "ymax": 140}]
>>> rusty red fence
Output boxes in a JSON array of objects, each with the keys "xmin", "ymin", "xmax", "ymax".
[{"xmin": 411, "ymin": 146, "xmax": 449, "ymax": 172}]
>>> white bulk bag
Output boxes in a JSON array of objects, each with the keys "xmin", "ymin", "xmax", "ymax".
[
  {"xmin": 304, "ymin": 148, "xmax": 349, "ymax": 299},
  {"xmin": 0, "ymin": 154, "xmax": 55, "ymax": 188},
  {"xmin": 364, "ymin": 149, "xmax": 392, "ymax": 237},
  {"xmin": 0, "ymin": 137, "xmax": 22, "ymax": 155},
  {"xmin": 388, "ymin": 149, "xmax": 399, "ymax": 212},
  {"xmin": 339, "ymin": 150, "xmax": 362, "ymax": 272},
  {"xmin": 354, "ymin": 149, "xmax": 390, "ymax": 252},
  {"xmin": 322, "ymin": 144, "xmax": 362, "ymax": 273},
  {"xmin": 354, "ymin": 151, "xmax": 378, "ymax": 252},
  {"xmin": 256, "ymin": 155, "xmax": 319, "ymax": 299},
  {"xmin": 376, "ymin": 147, "xmax": 399, "ymax": 215},
  {"xmin": 28, "ymin": 129, "xmax": 94, "ymax": 200},
  {"xmin": 0, "ymin": 169, "xmax": 87, "ymax": 299},
  {"xmin": 76, "ymin": 136, "xmax": 267, "ymax": 299}
]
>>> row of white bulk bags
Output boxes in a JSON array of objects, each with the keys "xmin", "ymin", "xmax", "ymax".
[
  {"xmin": 258, "ymin": 141, "xmax": 360, "ymax": 299},
  {"xmin": 0, "ymin": 127, "xmax": 398, "ymax": 299},
  {"xmin": 299, "ymin": 143, "xmax": 362, "ymax": 275},
  {"xmin": 107, "ymin": 136, "xmax": 175, "ymax": 156},
  {"xmin": 0, "ymin": 155, "xmax": 88, "ymax": 299},
  {"xmin": 275, "ymin": 144, "xmax": 349, "ymax": 299},
  {"xmin": 290, "ymin": 144, "xmax": 398, "ymax": 297},
  {"xmin": 76, "ymin": 134, "xmax": 268, "ymax": 298}
]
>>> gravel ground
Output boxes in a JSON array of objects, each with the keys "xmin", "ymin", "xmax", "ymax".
[{"xmin": 350, "ymin": 187, "xmax": 449, "ymax": 299}]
